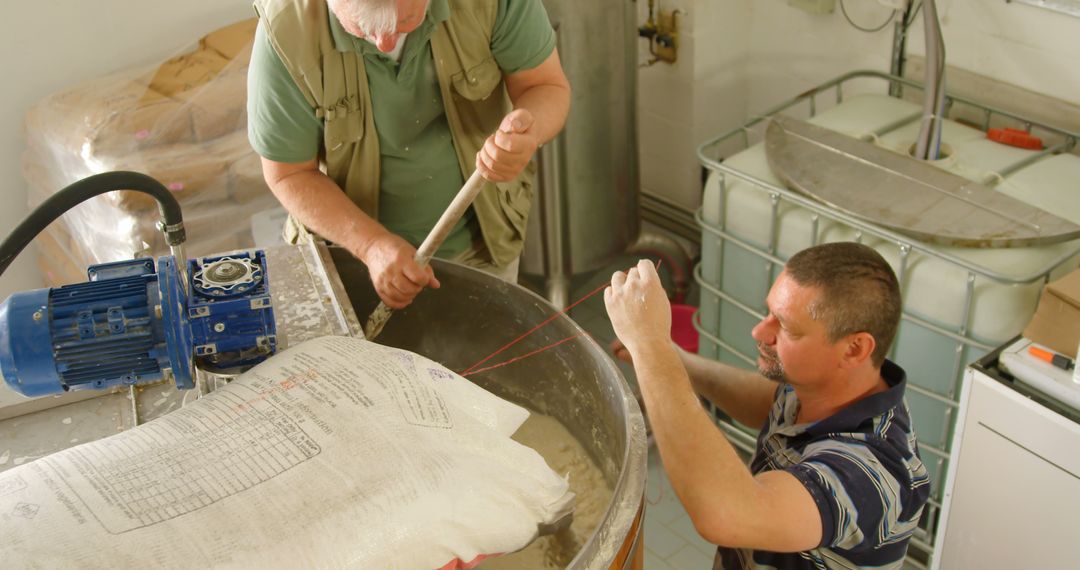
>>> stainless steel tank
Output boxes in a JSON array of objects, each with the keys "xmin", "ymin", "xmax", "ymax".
[
  {"xmin": 330, "ymin": 248, "xmax": 648, "ymax": 569},
  {"xmin": 522, "ymin": 0, "xmax": 641, "ymax": 300}
]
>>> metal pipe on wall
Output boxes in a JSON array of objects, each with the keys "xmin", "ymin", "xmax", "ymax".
[
  {"xmin": 536, "ymin": 131, "xmax": 571, "ymax": 310},
  {"xmin": 914, "ymin": 0, "xmax": 947, "ymax": 160},
  {"xmin": 626, "ymin": 228, "xmax": 692, "ymax": 303},
  {"xmin": 888, "ymin": 0, "xmax": 918, "ymax": 97}
]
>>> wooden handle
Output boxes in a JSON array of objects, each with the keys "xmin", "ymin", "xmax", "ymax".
[
  {"xmin": 365, "ymin": 168, "xmax": 489, "ymax": 340},
  {"xmin": 414, "ymin": 168, "xmax": 487, "ymax": 267}
]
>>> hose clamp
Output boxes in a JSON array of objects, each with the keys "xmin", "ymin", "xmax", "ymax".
[{"xmin": 157, "ymin": 221, "xmax": 187, "ymax": 246}]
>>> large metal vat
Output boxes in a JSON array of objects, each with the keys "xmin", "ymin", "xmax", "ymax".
[
  {"xmin": 330, "ymin": 248, "xmax": 647, "ymax": 569},
  {"xmin": 522, "ymin": 0, "xmax": 640, "ymax": 292}
]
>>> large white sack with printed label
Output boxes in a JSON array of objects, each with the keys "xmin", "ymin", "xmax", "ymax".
[{"xmin": 0, "ymin": 336, "xmax": 575, "ymax": 569}]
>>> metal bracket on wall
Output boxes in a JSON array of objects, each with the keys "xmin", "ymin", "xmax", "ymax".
[
  {"xmin": 1006, "ymin": 0, "xmax": 1080, "ymax": 18},
  {"xmin": 638, "ymin": 1, "xmax": 682, "ymax": 66}
]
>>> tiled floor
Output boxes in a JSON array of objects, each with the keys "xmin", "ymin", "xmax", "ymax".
[
  {"xmin": 643, "ymin": 453, "xmax": 718, "ymax": 569},
  {"xmin": 524, "ymin": 254, "xmax": 716, "ymax": 568}
]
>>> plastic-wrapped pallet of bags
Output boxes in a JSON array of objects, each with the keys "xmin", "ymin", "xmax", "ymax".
[
  {"xmin": 0, "ymin": 336, "xmax": 576, "ymax": 568},
  {"xmin": 22, "ymin": 18, "xmax": 280, "ymax": 276},
  {"xmin": 33, "ymin": 224, "xmax": 88, "ymax": 287}
]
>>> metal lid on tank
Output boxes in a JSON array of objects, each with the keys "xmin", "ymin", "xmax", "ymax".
[{"xmin": 764, "ymin": 115, "xmax": 1080, "ymax": 248}]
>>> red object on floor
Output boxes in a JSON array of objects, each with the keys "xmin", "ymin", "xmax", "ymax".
[
  {"xmin": 987, "ymin": 127, "xmax": 1043, "ymax": 150},
  {"xmin": 670, "ymin": 303, "xmax": 699, "ymax": 353}
]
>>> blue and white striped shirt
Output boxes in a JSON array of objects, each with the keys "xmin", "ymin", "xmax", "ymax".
[{"xmin": 715, "ymin": 360, "xmax": 930, "ymax": 570}]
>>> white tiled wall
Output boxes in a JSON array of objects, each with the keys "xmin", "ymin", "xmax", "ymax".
[
  {"xmin": 637, "ymin": 0, "xmax": 1080, "ymax": 210},
  {"xmin": 637, "ymin": 0, "xmax": 751, "ymax": 211}
]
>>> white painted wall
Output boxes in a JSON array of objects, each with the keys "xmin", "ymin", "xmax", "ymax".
[
  {"xmin": 0, "ymin": 0, "xmax": 252, "ymax": 300},
  {"xmin": 637, "ymin": 0, "xmax": 1080, "ymax": 210}
]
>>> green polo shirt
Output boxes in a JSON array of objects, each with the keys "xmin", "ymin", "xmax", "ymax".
[{"xmin": 248, "ymin": 0, "xmax": 556, "ymax": 257}]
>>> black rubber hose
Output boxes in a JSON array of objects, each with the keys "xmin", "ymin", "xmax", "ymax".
[{"xmin": 0, "ymin": 171, "xmax": 185, "ymax": 277}]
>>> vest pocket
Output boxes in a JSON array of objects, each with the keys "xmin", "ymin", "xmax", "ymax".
[
  {"xmin": 323, "ymin": 94, "xmax": 364, "ymax": 152},
  {"xmin": 451, "ymin": 57, "xmax": 502, "ymax": 101},
  {"xmin": 495, "ymin": 176, "xmax": 534, "ymax": 241}
]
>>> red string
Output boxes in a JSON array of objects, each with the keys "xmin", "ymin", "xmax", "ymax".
[
  {"xmin": 459, "ymin": 259, "xmax": 663, "ymax": 377},
  {"xmin": 462, "ymin": 333, "xmax": 588, "ymax": 377},
  {"xmin": 460, "ymin": 281, "xmax": 610, "ymax": 376}
]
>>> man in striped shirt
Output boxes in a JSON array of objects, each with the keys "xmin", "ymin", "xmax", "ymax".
[{"xmin": 605, "ymin": 242, "xmax": 930, "ymax": 569}]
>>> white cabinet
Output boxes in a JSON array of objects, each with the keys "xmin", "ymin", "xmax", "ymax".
[{"xmin": 932, "ymin": 366, "xmax": 1080, "ymax": 569}]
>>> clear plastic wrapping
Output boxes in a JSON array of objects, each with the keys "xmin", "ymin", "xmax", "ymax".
[{"xmin": 22, "ymin": 18, "xmax": 282, "ymax": 285}]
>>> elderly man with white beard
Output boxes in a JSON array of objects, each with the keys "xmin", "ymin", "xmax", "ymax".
[{"xmin": 248, "ymin": 0, "xmax": 569, "ymax": 308}]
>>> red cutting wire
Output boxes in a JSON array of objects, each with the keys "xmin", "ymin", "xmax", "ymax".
[
  {"xmin": 463, "ymin": 333, "xmax": 589, "ymax": 377},
  {"xmin": 460, "ymin": 259, "xmax": 662, "ymax": 377},
  {"xmin": 460, "ymin": 280, "xmax": 610, "ymax": 376}
]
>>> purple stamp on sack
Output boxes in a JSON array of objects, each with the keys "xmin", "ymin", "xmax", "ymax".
[
  {"xmin": 12, "ymin": 502, "xmax": 39, "ymax": 519},
  {"xmin": 427, "ymin": 368, "xmax": 455, "ymax": 381}
]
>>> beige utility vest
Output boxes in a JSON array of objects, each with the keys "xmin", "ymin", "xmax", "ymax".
[{"xmin": 254, "ymin": 0, "xmax": 535, "ymax": 267}]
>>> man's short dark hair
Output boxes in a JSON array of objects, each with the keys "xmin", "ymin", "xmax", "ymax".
[{"xmin": 784, "ymin": 242, "xmax": 901, "ymax": 367}]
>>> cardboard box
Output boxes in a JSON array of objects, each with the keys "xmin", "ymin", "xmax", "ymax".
[{"xmin": 1024, "ymin": 268, "xmax": 1080, "ymax": 357}]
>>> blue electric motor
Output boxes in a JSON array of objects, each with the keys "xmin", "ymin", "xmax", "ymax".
[{"xmin": 0, "ymin": 250, "xmax": 276, "ymax": 397}]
